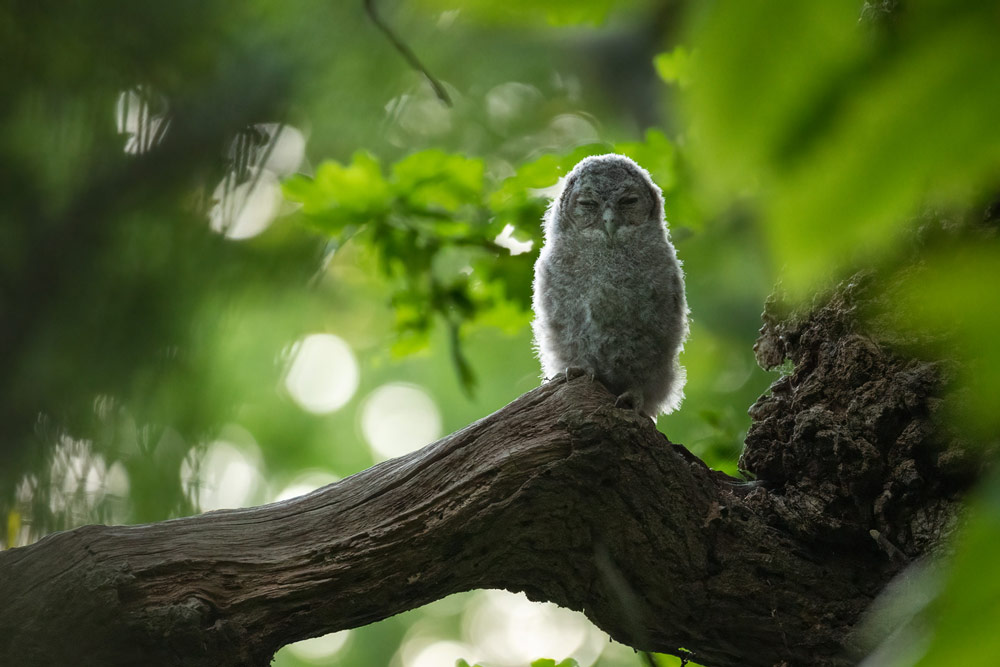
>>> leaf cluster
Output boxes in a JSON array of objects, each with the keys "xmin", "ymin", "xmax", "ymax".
[{"xmin": 282, "ymin": 130, "xmax": 686, "ymax": 392}]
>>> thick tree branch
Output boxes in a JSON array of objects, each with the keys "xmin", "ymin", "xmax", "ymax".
[
  {"xmin": 0, "ymin": 381, "xmax": 880, "ymax": 666},
  {"xmin": 0, "ymin": 275, "xmax": 977, "ymax": 667}
]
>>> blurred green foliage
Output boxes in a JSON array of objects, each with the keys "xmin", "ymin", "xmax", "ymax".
[
  {"xmin": 653, "ymin": 47, "xmax": 692, "ymax": 89},
  {"xmin": 2, "ymin": 1, "xmax": 756, "ymax": 664},
  {"xmin": 680, "ymin": 2, "xmax": 1000, "ymax": 666},
  {"xmin": 416, "ymin": 0, "xmax": 636, "ymax": 26},
  {"xmin": 916, "ymin": 471, "xmax": 1000, "ymax": 665},
  {"xmin": 893, "ymin": 245, "xmax": 1000, "ymax": 432},
  {"xmin": 686, "ymin": 0, "xmax": 1000, "ymax": 299},
  {"xmin": 4, "ymin": 0, "xmax": 1000, "ymax": 665}
]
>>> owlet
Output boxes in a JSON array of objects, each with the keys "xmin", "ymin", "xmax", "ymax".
[{"xmin": 532, "ymin": 154, "xmax": 689, "ymax": 417}]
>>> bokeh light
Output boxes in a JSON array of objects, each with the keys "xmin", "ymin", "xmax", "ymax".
[
  {"xmin": 485, "ymin": 82, "xmax": 543, "ymax": 133},
  {"xmin": 258, "ymin": 124, "xmax": 307, "ymax": 177},
  {"xmin": 494, "ymin": 224, "xmax": 534, "ymax": 256},
  {"xmin": 284, "ymin": 334, "xmax": 360, "ymax": 415},
  {"xmin": 209, "ymin": 123, "xmax": 306, "ymax": 240},
  {"xmin": 462, "ymin": 590, "xmax": 605, "ymax": 666},
  {"xmin": 180, "ymin": 425, "xmax": 265, "ymax": 512},
  {"xmin": 115, "ymin": 87, "xmax": 169, "ymax": 155},
  {"xmin": 397, "ymin": 639, "xmax": 476, "ymax": 667},
  {"xmin": 282, "ymin": 630, "xmax": 352, "ymax": 663},
  {"xmin": 360, "ymin": 383, "xmax": 442, "ymax": 461},
  {"xmin": 209, "ymin": 168, "xmax": 284, "ymax": 240},
  {"xmin": 384, "ymin": 81, "xmax": 456, "ymax": 147},
  {"xmin": 42, "ymin": 436, "xmax": 131, "ymax": 526}
]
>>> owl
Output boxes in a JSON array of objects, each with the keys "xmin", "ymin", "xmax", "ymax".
[{"xmin": 532, "ymin": 154, "xmax": 689, "ymax": 417}]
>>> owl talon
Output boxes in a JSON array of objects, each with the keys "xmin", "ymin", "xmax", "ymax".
[
  {"xmin": 564, "ymin": 366, "xmax": 595, "ymax": 382},
  {"xmin": 614, "ymin": 391, "xmax": 645, "ymax": 415}
]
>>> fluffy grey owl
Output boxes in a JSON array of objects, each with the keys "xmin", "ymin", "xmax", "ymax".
[{"xmin": 532, "ymin": 154, "xmax": 689, "ymax": 417}]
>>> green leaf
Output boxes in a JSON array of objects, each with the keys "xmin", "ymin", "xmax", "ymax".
[
  {"xmin": 313, "ymin": 151, "xmax": 391, "ymax": 214},
  {"xmin": 768, "ymin": 18, "xmax": 1000, "ymax": 295},
  {"xmin": 392, "ymin": 149, "xmax": 485, "ymax": 213},
  {"xmin": 654, "ymin": 46, "xmax": 693, "ymax": 88},
  {"xmin": 280, "ymin": 174, "xmax": 324, "ymax": 211},
  {"xmin": 686, "ymin": 1, "xmax": 1000, "ymax": 297},
  {"xmin": 282, "ymin": 151, "xmax": 392, "ymax": 235},
  {"xmin": 390, "ymin": 328, "xmax": 431, "ymax": 358},
  {"xmin": 687, "ymin": 0, "xmax": 865, "ymax": 194},
  {"xmin": 529, "ymin": 659, "xmax": 580, "ymax": 667}
]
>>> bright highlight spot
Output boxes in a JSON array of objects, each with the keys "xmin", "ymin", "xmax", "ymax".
[
  {"xmin": 284, "ymin": 334, "xmax": 360, "ymax": 414},
  {"xmin": 384, "ymin": 82, "xmax": 455, "ymax": 147},
  {"xmin": 45, "ymin": 436, "xmax": 130, "ymax": 523},
  {"xmin": 258, "ymin": 124, "xmax": 307, "ymax": 177},
  {"xmin": 462, "ymin": 590, "xmax": 605, "ymax": 666},
  {"xmin": 494, "ymin": 223, "xmax": 534, "ymax": 256},
  {"xmin": 209, "ymin": 123, "xmax": 307, "ymax": 240},
  {"xmin": 361, "ymin": 383, "xmax": 441, "ymax": 461},
  {"xmin": 105, "ymin": 461, "xmax": 130, "ymax": 498},
  {"xmin": 398, "ymin": 639, "xmax": 477, "ymax": 667},
  {"xmin": 529, "ymin": 175, "xmax": 565, "ymax": 200},
  {"xmin": 284, "ymin": 630, "xmax": 352, "ymax": 662},
  {"xmin": 115, "ymin": 87, "xmax": 169, "ymax": 155},
  {"xmin": 209, "ymin": 168, "xmax": 283, "ymax": 240},
  {"xmin": 485, "ymin": 82, "xmax": 542, "ymax": 133},
  {"xmin": 181, "ymin": 425, "xmax": 264, "ymax": 512},
  {"xmin": 547, "ymin": 113, "xmax": 599, "ymax": 147}
]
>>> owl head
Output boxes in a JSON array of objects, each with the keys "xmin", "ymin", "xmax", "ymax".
[{"xmin": 545, "ymin": 154, "xmax": 665, "ymax": 243}]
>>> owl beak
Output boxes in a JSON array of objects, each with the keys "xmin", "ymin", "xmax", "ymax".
[
  {"xmin": 604, "ymin": 219, "xmax": 617, "ymax": 243},
  {"xmin": 603, "ymin": 210, "xmax": 617, "ymax": 242}
]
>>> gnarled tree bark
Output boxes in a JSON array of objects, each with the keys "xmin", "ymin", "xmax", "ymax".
[{"xmin": 0, "ymin": 275, "xmax": 977, "ymax": 667}]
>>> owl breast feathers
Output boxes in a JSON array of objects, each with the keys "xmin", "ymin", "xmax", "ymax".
[{"xmin": 531, "ymin": 154, "xmax": 689, "ymax": 417}]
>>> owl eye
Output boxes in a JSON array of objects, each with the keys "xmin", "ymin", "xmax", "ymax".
[
  {"xmin": 577, "ymin": 198, "xmax": 598, "ymax": 208},
  {"xmin": 620, "ymin": 195, "xmax": 639, "ymax": 206}
]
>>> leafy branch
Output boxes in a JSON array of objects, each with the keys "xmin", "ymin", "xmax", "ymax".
[{"xmin": 282, "ymin": 131, "xmax": 685, "ymax": 391}]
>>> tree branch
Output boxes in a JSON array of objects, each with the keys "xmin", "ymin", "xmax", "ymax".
[
  {"xmin": 0, "ymin": 378, "xmax": 872, "ymax": 666},
  {"xmin": 0, "ymin": 274, "xmax": 977, "ymax": 666}
]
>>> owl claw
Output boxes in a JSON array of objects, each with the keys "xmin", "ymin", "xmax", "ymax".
[
  {"xmin": 614, "ymin": 390, "xmax": 646, "ymax": 416},
  {"xmin": 564, "ymin": 366, "xmax": 595, "ymax": 382}
]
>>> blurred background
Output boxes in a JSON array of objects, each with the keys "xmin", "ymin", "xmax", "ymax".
[{"xmin": 2, "ymin": 1, "xmax": 999, "ymax": 666}]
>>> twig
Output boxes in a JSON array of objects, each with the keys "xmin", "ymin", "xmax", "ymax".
[{"xmin": 363, "ymin": 0, "xmax": 452, "ymax": 106}]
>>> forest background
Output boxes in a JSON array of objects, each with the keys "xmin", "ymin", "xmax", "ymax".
[{"xmin": 2, "ymin": 1, "xmax": 999, "ymax": 665}]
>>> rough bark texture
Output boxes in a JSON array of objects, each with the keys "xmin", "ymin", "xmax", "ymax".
[
  {"xmin": 746, "ymin": 273, "xmax": 977, "ymax": 559},
  {"xmin": 0, "ymin": 275, "xmax": 977, "ymax": 667}
]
